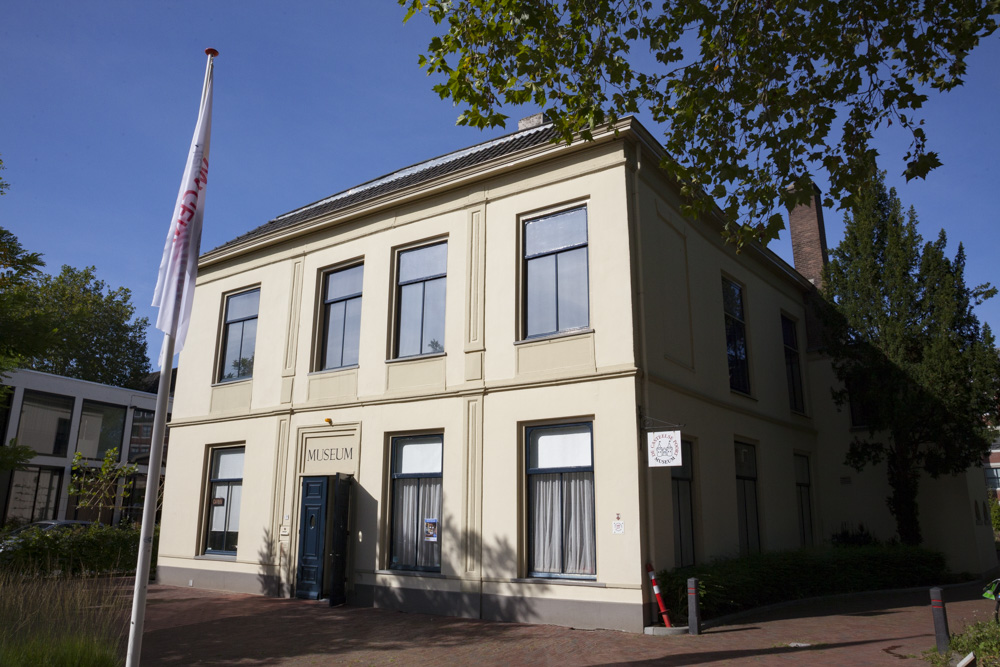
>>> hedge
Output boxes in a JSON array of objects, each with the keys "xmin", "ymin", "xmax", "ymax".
[
  {"xmin": 0, "ymin": 523, "xmax": 156, "ymax": 576},
  {"xmin": 658, "ymin": 545, "xmax": 950, "ymax": 623}
]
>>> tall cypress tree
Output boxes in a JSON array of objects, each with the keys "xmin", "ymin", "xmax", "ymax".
[{"xmin": 823, "ymin": 174, "xmax": 1000, "ymax": 545}]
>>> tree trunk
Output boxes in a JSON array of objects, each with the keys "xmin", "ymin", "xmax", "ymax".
[{"xmin": 886, "ymin": 452, "xmax": 922, "ymax": 545}]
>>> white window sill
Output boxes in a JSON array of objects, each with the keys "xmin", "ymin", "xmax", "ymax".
[
  {"xmin": 385, "ymin": 352, "xmax": 446, "ymax": 364},
  {"xmin": 515, "ymin": 328, "xmax": 594, "ymax": 346}
]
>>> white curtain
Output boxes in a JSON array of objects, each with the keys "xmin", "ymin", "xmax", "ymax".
[
  {"xmin": 393, "ymin": 477, "xmax": 442, "ymax": 569},
  {"xmin": 531, "ymin": 473, "xmax": 562, "ymax": 573},
  {"xmin": 417, "ymin": 478, "xmax": 442, "ymax": 568},
  {"xmin": 562, "ymin": 472, "xmax": 595, "ymax": 575}
]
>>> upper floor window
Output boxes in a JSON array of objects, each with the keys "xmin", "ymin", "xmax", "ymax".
[
  {"xmin": 781, "ymin": 315, "xmax": 805, "ymax": 412},
  {"xmin": 524, "ymin": 207, "xmax": 589, "ymax": 338},
  {"xmin": 395, "ymin": 242, "xmax": 447, "ymax": 358},
  {"xmin": 219, "ymin": 289, "xmax": 259, "ymax": 382},
  {"xmin": 16, "ymin": 390, "xmax": 74, "ymax": 457},
  {"xmin": 76, "ymin": 400, "xmax": 127, "ymax": 461},
  {"xmin": 320, "ymin": 264, "xmax": 364, "ymax": 370},
  {"xmin": 722, "ymin": 278, "xmax": 751, "ymax": 394}
]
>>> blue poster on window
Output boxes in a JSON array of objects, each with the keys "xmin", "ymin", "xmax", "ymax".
[{"xmin": 424, "ymin": 518, "xmax": 438, "ymax": 542}]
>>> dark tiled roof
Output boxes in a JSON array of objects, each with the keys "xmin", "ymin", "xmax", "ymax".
[{"xmin": 208, "ymin": 124, "xmax": 561, "ymax": 256}]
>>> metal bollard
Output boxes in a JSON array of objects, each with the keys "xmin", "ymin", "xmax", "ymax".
[
  {"xmin": 930, "ymin": 587, "xmax": 950, "ymax": 655},
  {"xmin": 688, "ymin": 577, "xmax": 701, "ymax": 635}
]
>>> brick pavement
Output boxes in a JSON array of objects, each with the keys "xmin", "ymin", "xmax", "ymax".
[{"xmin": 140, "ymin": 582, "xmax": 992, "ymax": 666}]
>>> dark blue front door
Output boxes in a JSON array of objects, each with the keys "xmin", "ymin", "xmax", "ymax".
[{"xmin": 296, "ymin": 477, "xmax": 328, "ymax": 599}]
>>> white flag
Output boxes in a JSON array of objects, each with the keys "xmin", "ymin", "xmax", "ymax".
[{"xmin": 152, "ymin": 52, "xmax": 215, "ymax": 367}]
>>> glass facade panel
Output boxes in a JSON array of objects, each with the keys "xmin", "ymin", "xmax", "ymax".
[
  {"xmin": 16, "ymin": 390, "xmax": 74, "ymax": 457},
  {"xmin": 4, "ymin": 467, "xmax": 62, "ymax": 523},
  {"xmin": 76, "ymin": 401, "xmax": 126, "ymax": 460}
]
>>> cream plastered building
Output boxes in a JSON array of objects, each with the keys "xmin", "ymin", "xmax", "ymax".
[{"xmin": 156, "ymin": 116, "xmax": 996, "ymax": 632}]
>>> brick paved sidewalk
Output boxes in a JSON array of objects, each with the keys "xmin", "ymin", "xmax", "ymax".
[{"xmin": 140, "ymin": 582, "xmax": 990, "ymax": 666}]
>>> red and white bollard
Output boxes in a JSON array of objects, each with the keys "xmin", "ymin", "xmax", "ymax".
[{"xmin": 646, "ymin": 563, "xmax": 671, "ymax": 627}]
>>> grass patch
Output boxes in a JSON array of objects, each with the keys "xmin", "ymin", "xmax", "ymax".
[
  {"xmin": 659, "ymin": 545, "xmax": 952, "ymax": 623},
  {"xmin": 0, "ymin": 570, "xmax": 130, "ymax": 666}
]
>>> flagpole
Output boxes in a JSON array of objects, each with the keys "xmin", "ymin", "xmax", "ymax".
[{"xmin": 126, "ymin": 48, "xmax": 217, "ymax": 667}]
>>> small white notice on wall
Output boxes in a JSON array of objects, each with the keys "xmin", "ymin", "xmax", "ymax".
[
  {"xmin": 647, "ymin": 430, "xmax": 683, "ymax": 467},
  {"xmin": 612, "ymin": 514, "xmax": 625, "ymax": 535}
]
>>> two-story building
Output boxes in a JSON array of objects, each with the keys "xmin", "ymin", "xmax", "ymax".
[{"xmin": 155, "ymin": 115, "xmax": 996, "ymax": 632}]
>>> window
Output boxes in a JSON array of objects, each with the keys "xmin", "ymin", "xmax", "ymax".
[
  {"xmin": 794, "ymin": 454, "xmax": 813, "ymax": 546},
  {"xmin": 4, "ymin": 466, "xmax": 62, "ymax": 523},
  {"xmin": 205, "ymin": 447, "xmax": 244, "ymax": 554},
  {"xmin": 395, "ymin": 243, "xmax": 447, "ymax": 358},
  {"xmin": 320, "ymin": 264, "xmax": 364, "ymax": 370},
  {"xmin": 128, "ymin": 409, "xmax": 170, "ymax": 464},
  {"xmin": 527, "ymin": 423, "xmax": 596, "ymax": 578},
  {"xmin": 219, "ymin": 289, "xmax": 260, "ymax": 382},
  {"xmin": 986, "ymin": 467, "xmax": 1000, "ymax": 493},
  {"xmin": 782, "ymin": 316, "xmax": 805, "ymax": 412},
  {"xmin": 848, "ymin": 377, "xmax": 874, "ymax": 428},
  {"xmin": 672, "ymin": 440, "xmax": 695, "ymax": 567},
  {"xmin": 0, "ymin": 392, "xmax": 11, "ymax": 445},
  {"xmin": 523, "ymin": 207, "xmax": 590, "ymax": 338},
  {"xmin": 16, "ymin": 390, "xmax": 74, "ymax": 457},
  {"xmin": 722, "ymin": 278, "xmax": 751, "ymax": 394},
  {"xmin": 76, "ymin": 400, "xmax": 126, "ymax": 461},
  {"xmin": 734, "ymin": 442, "xmax": 760, "ymax": 555},
  {"xmin": 389, "ymin": 435, "xmax": 442, "ymax": 571}
]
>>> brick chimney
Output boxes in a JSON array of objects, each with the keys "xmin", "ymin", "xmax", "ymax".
[{"xmin": 789, "ymin": 184, "xmax": 829, "ymax": 289}]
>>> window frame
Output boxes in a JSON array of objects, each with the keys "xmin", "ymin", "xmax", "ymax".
[
  {"xmin": 722, "ymin": 277, "xmax": 752, "ymax": 395},
  {"xmin": 217, "ymin": 287, "xmax": 260, "ymax": 384},
  {"xmin": 15, "ymin": 389, "xmax": 75, "ymax": 457},
  {"xmin": 794, "ymin": 453, "xmax": 813, "ymax": 546},
  {"xmin": 521, "ymin": 205, "xmax": 591, "ymax": 340},
  {"xmin": 388, "ymin": 433, "xmax": 444, "ymax": 572},
  {"xmin": 671, "ymin": 439, "xmax": 695, "ymax": 567},
  {"xmin": 781, "ymin": 314, "xmax": 806, "ymax": 413},
  {"xmin": 203, "ymin": 446, "xmax": 245, "ymax": 556},
  {"xmin": 318, "ymin": 262, "xmax": 365, "ymax": 372},
  {"xmin": 75, "ymin": 399, "xmax": 127, "ymax": 462},
  {"xmin": 525, "ymin": 421, "xmax": 597, "ymax": 580},
  {"xmin": 392, "ymin": 241, "xmax": 448, "ymax": 359},
  {"xmin": 734, "ymin": 441, "xmax": 760, "ymax": 556}
]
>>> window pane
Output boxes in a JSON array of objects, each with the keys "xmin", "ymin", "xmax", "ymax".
[
  {"xmin": 556, "ymin": 247, "xmax": 589, "ymax": 331},
  {"xmin": 76, "ymin": 401, "xmax": 126, "ymax": 460},
  {"xmin": 530, "ymin": 425, "xmax": 592, "ymax": 470},
  {"xmin": 722, "ymin": 279, "xmax": 744, "ymax": 319},
  {"xmin": 416, "ymin": 478, "xmax": 442, "ymax": 569},
  {"xmin": 794, "ymin": 454, "xmax": 810, "ymax": 484},
  {"xmin": 525, "ymin": 207, "xmax": 587, "ymax": 257},
  {"xmin": 226, "ymin": 483, "xmax": 242, "ymax": 551},
  {"xmin": 16, "ymin": 390, "xmax": 74, "ymax": 457},
  {"xmin": 342, "ymin": 297, "xmax": 362, "ymax": 367},
  {"xmin": 526, "ymin": 255, "xmax": 557, "ymax": 336},
  {"xmin": 326, "ymin": 265, "xmax": 364, "ymax": 301},
  {"xmin": 395, "ymin": 436, "xmax": 443, "ymax": 475},
  {"xmin": 726, "ymin": 316, "xmax": 750, "ymax": 393},
  {"xmin": 397, "ymin": 283, "xmax": 423, "ymax": 357},
  {"xmin": 531, "ymin": 473, "xmax": 561, "ymax": 574},
  {"xmin": 735, "ymin": 442, "xmax": 756, "ymax": 478},
  {"xmin": 226, "ymin": 290, "xmax": 260, "ymax": 322},
  {"xmin": 562, "ymin": 471, "xmax": 595, "ymax": 575},
  {"xmin": 212, "ymin": 448, "xmax": 245, "ymax": 479},
  {"xmin": 323, "ymin": 300, "xmax": 346, "ymax": 369},
  {"xmin": 238, "ymin": 318, "xmax": 257, "ymax": 378},
  {"xmin": 421, "ymin": 277, "xmax": 446, "ymax": 354},
  {"xmin": 128, "ymin": 409, "xmax": 155, "ymax": 463},
  {"xmin": 220, "ymin": 321, "xmax": 245, "ymax": 380},
  {"xmin": 399, "ymin": 243, "xmax": 447, "ymax": 283},
  {"xmin": 781, "ymin": 316, "xmax": 798, "ymax": 349},
  {"xmin": 391, "ymin": 478, "xmax": 419, "ymax": 567}
]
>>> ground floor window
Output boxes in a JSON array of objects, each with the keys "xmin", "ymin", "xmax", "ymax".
[
  {"xmin": 527, "ymin": 423, "xmax": 595, "ymax": 578},
  {"xmin": 735, "ymin": 442, "xmax": 760, "ymax": 555},
  {"xmin": 205, "ymin": 447, "xmax": 244, "ymax": 554},
  {"xmin": 390, "ymin": 434, "xmax": 443, "ymax": 571},
  {"xmin": 672, "ymin": 440, "xmax": 695, "ymax": 567},
  {"xmin": 4, "ymin": 466, "xmax": 62, "ymax": 524}
]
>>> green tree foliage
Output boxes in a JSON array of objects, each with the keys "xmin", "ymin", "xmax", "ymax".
[
  {"xmin": 0, "ymin": 439, "xmax": 34, "ymax": 474},
  {"xmin": 822, "ymin": 174, "xmax": 1000, "ymax": 545},
  {"xmin": 400, "ymin": 0, "xmax": 999, "ymax": 248},
  {"xmin": 0, "ymin": 226, "xmax": 49, "ymax": 394},
  {"xmin": 0, "ymin": 154, "xmax": 9, "ymax": 196},
  {"xmin": 14, "ymin": 266, "xmax": 151, "ymax": 388}
]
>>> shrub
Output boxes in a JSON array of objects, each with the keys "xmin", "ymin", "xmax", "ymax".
[
  {"xmin": 658, "ymin": 545, "xmax": 950, "ymax": 623},
  {"xmin": 0, "ymin": 523, "xmax": 156, "ymax": 576},
  {"xmin": 988, "ymin": 496, "xmax": 1000, "ymax": 535},
  {"xmin": 947, "ymin": 619, "xmax": 1000, "ymax": 666}
]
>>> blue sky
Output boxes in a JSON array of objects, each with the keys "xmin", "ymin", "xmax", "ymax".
[{"xmin": 1, "ymin": 3, "xmax": 998, "ymax": 371}]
